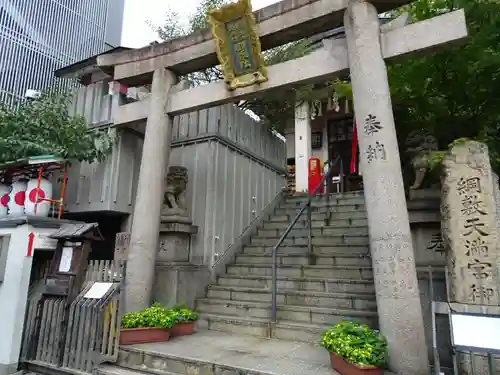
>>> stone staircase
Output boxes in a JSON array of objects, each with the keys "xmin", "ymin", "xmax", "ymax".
[
  {"xmin": 196, "ymin": 191, "xmax": 378, "ymax": 343},
  {"xmin": 96, "ymin": 192, "xmax": 382, "ymax": 375}
]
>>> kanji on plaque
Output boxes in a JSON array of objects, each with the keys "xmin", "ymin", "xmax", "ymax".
[{"xmin": 208, "ymin": 0, "xmax": 268, "ymax": 90}]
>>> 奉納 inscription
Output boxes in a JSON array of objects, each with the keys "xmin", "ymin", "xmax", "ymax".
[
  {"xmin": 363, "ymin": 114, "xmax": 383, "ymax": 136},
  {"xmin": 366, "ymin": 141, "xmax": 387, "ymax": 163}
]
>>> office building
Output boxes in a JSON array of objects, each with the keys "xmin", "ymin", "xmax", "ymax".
[{"xmin": 0, "ymin": 0, "xmax": 124, "ymax": 106}]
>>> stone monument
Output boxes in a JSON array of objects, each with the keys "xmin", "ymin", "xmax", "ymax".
[
  {"xmin": 441, "ymin": 141, "xmax": 500, "ymax": 373},
  {"xmin": 154, "ymin": 166, "xmax": 204, "ymax": 309}
]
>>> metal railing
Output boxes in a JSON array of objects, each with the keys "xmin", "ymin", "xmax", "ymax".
[{"xmin": 271, "ymin": 156, "xmax": 344, "ymax": 325}]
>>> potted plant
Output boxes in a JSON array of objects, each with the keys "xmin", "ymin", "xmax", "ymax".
[
  {"xmin": 169, "ymin": 305, "xmax": 199, "ymax": 337},
  {"xmin": 320, "ymin": 320, "xmax": 388, "ymax": 375},
  {"xmin": 120, "ymin": 303, "xmax": 174, "ymax": 345}
]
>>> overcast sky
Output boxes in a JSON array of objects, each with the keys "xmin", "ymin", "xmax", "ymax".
[{"xmin": 122, "ymin": 0, "xmax": 280, "ymax": 48}]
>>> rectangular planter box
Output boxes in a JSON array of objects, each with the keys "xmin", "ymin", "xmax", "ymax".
[
  {"xmin": 170, "ymin": 322, "xmax": 195, "ymax": 337},
  {"xmin": 120, "ymin": 327, "xmax": 170, "ymax": 345},
  {"xmin": 329, "ymin": 352, "xmax": 382, "ymax": 375}
]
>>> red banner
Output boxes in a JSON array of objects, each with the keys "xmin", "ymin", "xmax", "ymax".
[{"xmin": 350, "ymin": 120, "xmax": 358, "ymax": 174}]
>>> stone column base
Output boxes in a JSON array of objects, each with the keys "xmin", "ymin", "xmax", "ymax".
[
  {"xmin": 154, "ymin": 215, "xmax": 202, "ymax": 308},
  {"xmin": 157, "ymin": 215, "xmax": 198, "ymax": 263},
  {"xmin": 154, "ymin": 263, "xmax": 209, "ymax": 309}
]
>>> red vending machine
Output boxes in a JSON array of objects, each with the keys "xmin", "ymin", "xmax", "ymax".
[{"xmin": 308, "ymin": 157, "xmax": 324, "ymax": 195}]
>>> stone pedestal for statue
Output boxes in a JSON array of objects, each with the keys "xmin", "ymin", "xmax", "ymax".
[
  {"xmin": 441, "ymin": 141, "xmax": 500, "ymax": 374},
  {"xmin": 157, "ymin": 215, "xmax": 197, "ymax": 263},
  {"xmin": 154, "ymin": 214, "xmax": 207, "ymax": 309},
  {"xmin": 152, "ymin": 166, "xmax": 207, "ymax": 309},
  {"xmin": 409, "ymin": 188, "xmax": 441, "ymax": 202}
]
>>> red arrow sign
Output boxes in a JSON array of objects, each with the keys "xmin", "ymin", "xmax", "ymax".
[{"xmin": 27, "ymin": 232, "xmax": 35, "ymax": 257}]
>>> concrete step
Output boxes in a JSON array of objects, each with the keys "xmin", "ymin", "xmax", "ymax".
[
  {"xmin": 210, "ymin": 274, "xmax": 376, "ymax": 294},
  {"xmin": 257, "ymin": 226, "xmax": 368, "ymax": 238},
  {"xmin": 280, "ymin": 196, "xmax": 365, "ymax": 209},
  {"xmin": 215, "ymin": 275, "xmax": 375, "ymax": 294},
  {"xmin": 250, "ymin": 234, "xmax": 370, "ymax": 247},
  {"xmin": 275, "ymin": 204, "xmax": 366, "ymax": 216},
  {"xmin": 197, "ymin": 313, "xmax": 377, "ymax": 343},
  {"xmin": 234, "ymin": 253, "xmax": 372, "ymax": 267},
  {"xmin": 286, "ymin": 191, "xmax": 365, "ymax": 202},
  {"xmin": 196, "ymin": 299, "xmax": 378, "ymax": 326},
  {"xmin": 98, "ymin": 364, "xmax": 180, "ymax": 375},
  {"xmin": 269, "ymin": 212, "xmax": 328, "ymax": 222},
  {"xmin": 225, "ymin": 264, "xmax": 373, "ymax": 279},
  {"xmin": 206, "ymin": 286, "xmax": 376, "ymax": 310},
  {"xmin": 242, "ymin": 244, "xmax": 370, "ymax": 256},
  {"xmin": 202, "ymin": 286, "xmax": 377, "ymax": 310},
  {"xmin": 114, "ymin": 330, "xmax": 343, "ymax": 375},
  {"xmin": 275, "ymin": 207, "xmax": 367, "ymax": 219},
  {"xmin": 262, "ymin": 217, "xmax": 368, "ymax": 229}
]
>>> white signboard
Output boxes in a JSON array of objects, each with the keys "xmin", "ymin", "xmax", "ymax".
[
  {"xmin": 451, "ymin": 313, "xmax": 500, "ymax": 351},
  {"xmin": 84, "ymin": 282, "xmax": 113, "ymax": 299},
  {"xmin": 58, "ymin": 247, "xmax": 73, "ymax": 272}
]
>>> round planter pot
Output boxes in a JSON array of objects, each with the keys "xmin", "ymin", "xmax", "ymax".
[
  {"xmin": 119, "ymin": 327, "xmax": 170, "ymax": 345},
  {"xmin": 170, "ymin": 321, "xmax": 195, "ymax": 337},
  {"xmin": 329, "ymin": 352, "xmax": 382, "ymax": 375}
]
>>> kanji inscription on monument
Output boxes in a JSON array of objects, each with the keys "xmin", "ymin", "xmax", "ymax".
[
  {"xmin": 426, "ymin": 232, "xmax": 446, "ymax": 254},
  {"xmin": 441, "ymin": 141, "xmax": 500, "ymax": 305}
]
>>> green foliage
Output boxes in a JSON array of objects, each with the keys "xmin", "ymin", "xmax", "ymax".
[
  {"xmin": 170, "ymin": 304, "xmax": 199, "ymax": 323},
  {"xmin": 320, "ymin": 321, "xmax": 388, "ymax": 368},
  {"xmin": 121, "ymin": 303, "xmax": 175, "ymax": 329},
  {"xmin": 388, "ymin": 0, "xmax": 500, "ymax": 172},
  {"xmin": 426, "ymin": 138, "xmax": 472, "ymax": 174},
  {"xmin": 0, "ymin": 90, "xmax": 114, "ymax": 164}
]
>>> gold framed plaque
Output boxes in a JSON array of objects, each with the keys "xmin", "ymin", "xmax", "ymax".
[{"xmin": 208, "ymin": 0, "xmax": 268, "ymax": 90}]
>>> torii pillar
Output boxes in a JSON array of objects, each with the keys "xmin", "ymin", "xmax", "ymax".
[
  {"xmin": 125, "ymin": 68, "xmax": 177, "ymax": 312},
  {"xmin": 345, "ymin": 1, "xmax": 429, "ymax": 374}
]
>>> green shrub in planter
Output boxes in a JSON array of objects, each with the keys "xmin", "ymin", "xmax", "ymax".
[
  {"xmin": 320, "ymin": 320, "xmax": 388, "ymax": 368},
  {"xmin": 170, "ymin": 304, "xmax": 199, "ymax": 323},
  {"xmin": 121, "ymin": 303, "xmax": 175, "ymax": 329}
]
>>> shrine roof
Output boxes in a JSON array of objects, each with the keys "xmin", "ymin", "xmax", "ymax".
[{"xmin": 50, "ymin": 223, "xmax": 104, "ymax": 241}]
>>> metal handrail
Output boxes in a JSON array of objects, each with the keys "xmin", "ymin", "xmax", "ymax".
[{"xmin": 271, "ymin": 155, "xmax": 344, "ymax": 325}]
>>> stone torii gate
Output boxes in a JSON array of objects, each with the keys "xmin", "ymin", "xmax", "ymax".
[{"xmin": 98, "ymin": 1, "xmax": 467, "ymax": 374}]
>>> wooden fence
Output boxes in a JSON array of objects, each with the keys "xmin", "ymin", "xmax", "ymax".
[{"xmin": 20, "ymin": 260, "xmax": 125, "ymax": 374}]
